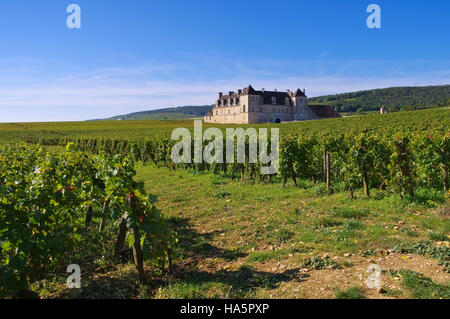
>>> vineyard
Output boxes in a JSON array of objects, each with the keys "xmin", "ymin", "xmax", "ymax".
[
  {"xmin": 0, "ymin": 108, "xmax": 449, "ymax": 298},
  {"xmin": 20, "ymin": 108, "xmax": 450, "ymax": 198},
  {"xmin": 0, "ymin": 145, "xmax": 173, "ymax": 298}
]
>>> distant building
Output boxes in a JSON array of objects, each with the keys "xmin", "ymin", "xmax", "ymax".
[
  {"xmin": 203, "ymin": 85, "xmax": 340, "ymax": 124},
  {"xmin": 380, "ymin": 105, "xmax": 387, "ymax": 114}
]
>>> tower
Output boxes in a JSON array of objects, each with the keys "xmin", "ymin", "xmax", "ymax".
[{"xmin": 292, "ymin": 88, "xmax": 307, "ymax": 120}]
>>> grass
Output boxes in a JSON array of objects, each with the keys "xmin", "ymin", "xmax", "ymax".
[
  {"xmin": 381, "ymin": 287, "xmax": 404, "ymax": 298},
  {"xmin": 330, "ymin": 207, "xmax": 370, "ymax": 219},
  {"xmin": 428, "ymin": 231, "xmax": 448, "ymax": 242},
  {"xmin": 299, "ymin": 256, "xmax": 342, "ymax": 270},
  {"xmin": 392, "ymin": 241, "xmax": 450, "ymax": 272},
  {"xmin": 131, "ymin": 163, "xmax": 448, "ymax": 298},
  {"xmin": 335, "ymin": 287, "xmax": 365, "ymax": 299},
  {"xmin": 247, "ymin": 249, "xmax": 293, "ymax": 263},
  {"xmin": 390, "ymin": 270, "xmax": 450, "ymax": 299}
]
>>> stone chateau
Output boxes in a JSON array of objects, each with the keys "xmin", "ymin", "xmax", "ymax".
[{"xmin": 204, "ymin": 85, "xmax": 340, "ymax": 124}]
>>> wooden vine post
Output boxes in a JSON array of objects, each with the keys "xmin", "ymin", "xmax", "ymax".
[
  {"xmin": 85, "ymin": 204, "xmax": 93, "ymax": 227},
  {"xmin": 127, "ymin": 193, "xmax": 145, "ymax": 283},
  {"xmin": 98, "ymin": 200, "xmax": 109, "ymax": 232},
  {"xmin": 114, "ymin": 217, "xmax": 128, "ymax": 256},
  {"xmin": 326, "ymin": 152, "xmax": 330, "ymax": 190},
  {"xmin": 363, "ymin": 172, "xmax": 370, "ymax": 197},
  {"xmin": 443, "ymin": 165, "xmax": 448, "ymax": 192}
]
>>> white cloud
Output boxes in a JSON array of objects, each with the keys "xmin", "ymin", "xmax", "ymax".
[{"xmin": 0, "ymin": 57, "xmax": 449, "ymax": 122}]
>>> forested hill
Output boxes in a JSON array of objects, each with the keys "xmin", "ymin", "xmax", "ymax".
[
  {"xmin": 102, "ymin": 105, "xmax": 213, "ymax": 120},
  {"xmin": 307, "ymin": 85, "xmax": 450, "ymax": 113},
  {"xmin": 97, "ymin": 85, "xmax": 450, "ymax": 120}
]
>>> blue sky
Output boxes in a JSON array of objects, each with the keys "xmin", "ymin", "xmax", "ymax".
[{"xmin": 0, "ymin": 0, "xmax": 449, "ymax": 122}]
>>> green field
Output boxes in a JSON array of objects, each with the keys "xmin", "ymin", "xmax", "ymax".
[
  {"xmin": 1, "ymin": 108, "xmax": 449, "ymax": 299},
  {"xmin": 1, "ymin": 108, "xmax": 449, "ymax": 143}
]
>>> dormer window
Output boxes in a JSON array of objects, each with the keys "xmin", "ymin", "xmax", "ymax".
[
  {"xmin": 285, "ymin": 97, "xmax": 290, "ymax": 106},
  {"xmin": 271, "ymin": 96, "xmax": 276, "ymax": 104}
]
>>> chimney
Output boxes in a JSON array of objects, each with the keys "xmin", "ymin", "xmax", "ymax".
[
  {"xmin": 218, "ymin": 92, "xmax": 223, "ymax": 98},
  {"xmin": 286, "ymin": 89, "xmax": 291, "ymax": 95},
  {"xmin": 274, "ymin": 88, "xmax": 277, "ymax": 92},
  {"xmin": 229, "ymin": 91, "xmax": 234, "ymax": 96},
  {"xmin": 261, "ymin": 88, "xmax": 265, "ymax": 92},
  {"xmin": 303, "ymin": 88, "xmax": 305, "ymax": 94},
  {"xmin": 238, "ymin": 89, "xmax": 242, "ymax": 95}
]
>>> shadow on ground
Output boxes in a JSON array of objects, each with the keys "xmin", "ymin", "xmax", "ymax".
[
  {"xmin": 59, "ymin": 217, "xmax": 308, "ymax": 298},
  {"xmin": 168, "ymin": 217, "xmax": 248, "ymax": 261}
]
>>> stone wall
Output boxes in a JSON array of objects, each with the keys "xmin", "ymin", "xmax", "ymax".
[{"xmin": 204, "ymin": 92, "xmax": 318, "ymax": 124}]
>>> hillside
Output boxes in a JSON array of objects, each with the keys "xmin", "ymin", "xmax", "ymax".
[
  {"xmin": 103, "ymin": 105, "xmax": 213, "ymax": 121},
  {"xmin": 307, "ymin": 84, "xmax": 450, "ymax": 113},
  {"xmin": 97, "ymin": 85, "xmax": 450, "ymax": 120}
]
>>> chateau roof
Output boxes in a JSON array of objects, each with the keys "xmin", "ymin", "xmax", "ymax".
[
  {"xmin": 308, "ymin": 104, "xmax": 341, "ymax": 119},
  {"xmin": 292, "ymin": 88, "xmax": 306, "ymax": 97},
  {"xmin": 242, "ymin": 85, "xmax": 257, "ymax": 95},
  {"xmin": 218, "ymin": 85, "xmax": 307, "ymax": 104}
]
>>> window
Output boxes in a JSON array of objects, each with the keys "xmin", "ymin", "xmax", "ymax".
[
  {"xmin": 236, "ymin": 98, "xmax": 240, "ymax": 104},
  {"xmin": 286, "ymin": 108, "xmax": 288, "ymax": 113},
  {"xmin": 259, "ymin": 107, "xmax": 263, "ymax": 113},
  {"xmin": 259, "ymin": 96, "xmax": 264, "ymax": 105},
  {"xmin": 243, "ymin": 105, "xmax": 246, "ymax": 112},
  {"xmin": 285, "ymin": 97, "xmax": 290, "ymax": 106},
  {"xmin": 228, "ymin": 109, "xmax": 230, "ymax": 114},
  {"xmin": 271, "ymin": 96, "xmax": 276, "ymax": 104}
]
